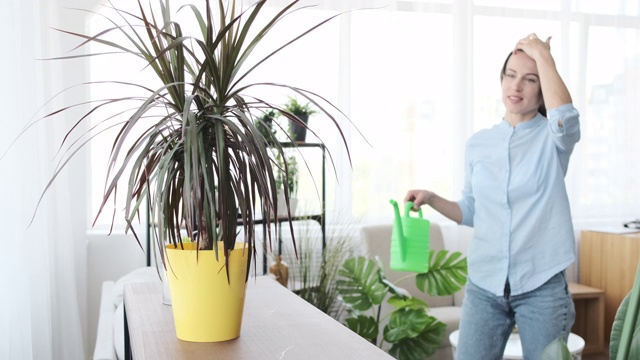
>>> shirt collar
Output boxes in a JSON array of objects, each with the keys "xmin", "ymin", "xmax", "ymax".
[{"xmin": 499, "ymin": 113, "xmax": 545, "ymax": 131}]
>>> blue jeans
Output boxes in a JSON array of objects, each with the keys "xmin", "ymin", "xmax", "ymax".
[{"xmin": 455, "ymin": 272, "xmax": 575, "ymax": 360}]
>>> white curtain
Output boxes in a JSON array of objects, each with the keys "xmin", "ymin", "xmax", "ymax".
[
  {"xmin": 251, "ymin": 0, "xmax": 640, "ymax": 228},
  {"xmin": 2, "ymin": 0, "xmax": 637, "ymax": 358},
  {"xmin": 0, "ymin": 1, "xmax": 90, "ymax": 359},
  {"xmin": 341, "ymin": 0, "xmax": 640, "ymax": 227}
]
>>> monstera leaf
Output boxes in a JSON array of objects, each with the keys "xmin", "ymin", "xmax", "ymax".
[
  {"xmin": 345, "ymin": 315, "xmax": 379, "ymax": 343},
  {"xmin": 387, "ymin": 294, "xmax": 429, "ymax": 310},
  {"xmin": 385, "ymin": 311, "xmax": 446, "ymax": 360},
  {"xmin": 385, "ymin": 308, "xmax": 437, "ymax": 342},
  {"xmin": 538, "ymin": 338, "xmax": 572, "ymax": 360},
  {"xmin": 416, "ymin": 250, "xmax": 467, "ymax": 296},
  {"xmin": 336, "ymin": 256, "xmax": 386, "ymax": 311}
]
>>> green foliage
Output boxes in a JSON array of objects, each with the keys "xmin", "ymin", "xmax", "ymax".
[
  {"xmin": 337, "ymin": 257, "xmax": 387, "ymax": 311},
  {"xmin": 283, "ymin": 96, "xmax": 317, "ymax": 117},
  {"xmin": 336, "ymin": 251, "xmax": 467, "ymax": 360},
  {"xmin": 34, "ymin": 0, "xmax": 350, "ymax": 270},
  {"xmin": 387, "ymin": 316, "xmax": 446, "ymax": 360},
  {"xmin": 283, "ymin": 217, "xmax": 360, "ymax": 319},
  {"xmin": 255, "ymin": 110, "xmax": 278, "ymax": 144},
  {"xmin": 611, "ymin": 292, "xmax": 640, "ymax": 359},
  {"xmin": 274, "ymin": 152, "xmax": 298, "ymax": 196},
  {"xmin": 345, "ymin": 315, "xmax": 379, "ymax": 342},
  {"xmin": 610, "ymin": 262, "xmax": 640, "ymax": 360},
  {"xmin": 538, "ymin": 338, "xmax": 573, "ymax": 360},
  {"xmin": 416, "ymin": 250, "xmax": 467, "ymax": 296},
  {"xmin": 282, "ymin": 97, "xmax": 316, "ymax": 141}
]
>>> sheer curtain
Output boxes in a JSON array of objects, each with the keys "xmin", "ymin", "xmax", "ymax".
[
  {"xmin": 240, "ymin": 1, "xmax": 640, "ymax": 280},
  {"xmin": 343, "ymin": 0, "xmax": 640, "ymax": 227},
  {"xmin": 0, "ymin": 1, "xmax": 90, "ymax": 359},
  {"xmin": 2, "ymin": 1, "xmax": 638, "ymax": 357},
  {"xmin": 250, "ymin": 0, "xmax": 640, "ymax": 228},
  {"xmin": 84, "ymin": 1, "xmax": 640, "ymax": 264}
]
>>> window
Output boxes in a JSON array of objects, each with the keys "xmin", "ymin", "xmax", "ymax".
[{"xmin": 89, "ymin": 0, "xmax": 640, "ymax": 229}]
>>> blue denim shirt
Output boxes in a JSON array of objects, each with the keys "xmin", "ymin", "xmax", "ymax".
[{"xmin": 457, "ymin": 104, "xmax": 580, "ymax": 296}]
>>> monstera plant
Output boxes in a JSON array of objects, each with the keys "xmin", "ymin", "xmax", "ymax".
[{"xmin": 336, "ymin": 251, "xmax": 467, "ymax": 360}]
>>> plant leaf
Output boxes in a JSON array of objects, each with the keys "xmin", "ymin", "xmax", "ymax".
[
  {"xmin": 336, "ymin": 256, "xmax": 387, "ymax": 311},
  {"xmin": 387, "ymin": 294, "xmax": 429, "ymax": 310},
  {"xmin": 416, "ymin": 250, "xmax": 467, "ymax": 296},
  {"xmin": 539, "ymin": 338, "xmax": 572, "ymax": 360},
  {"xmin": 386, "ymin": 314, "xmax": 446, "ymax": 360},
  {"xmin": 611, "ymin": 293, "xmax": 630, "ymax": 360},
  {"xmin": 345, "ymin": 315, "xmax": 378, "ymax": 343},
  {"xmin": 384, "ymin": 308, "xmax": 431, "ymax": 342}
]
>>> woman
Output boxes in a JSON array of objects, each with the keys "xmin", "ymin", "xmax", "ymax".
[{"xmin": 405, "ymin": 34, "xmax": 580, "ymax": 360}]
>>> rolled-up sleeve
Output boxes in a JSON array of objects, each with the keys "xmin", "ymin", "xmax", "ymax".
[
  {"xmin": 457, "ymin": 144, "xmax": 475, "ymax": 227},
  {"xmin": 547, "ymin": 103, "xmax": 580, "ymax": 153}
]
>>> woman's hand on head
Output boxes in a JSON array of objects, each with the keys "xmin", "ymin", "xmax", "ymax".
[
  {"xmin": 514, "ymin": 33, "xmax": 551, "ymax": 60},
  {"xmin": 404, "ymin": 190, "xmax": 433, "ymax": 211}
]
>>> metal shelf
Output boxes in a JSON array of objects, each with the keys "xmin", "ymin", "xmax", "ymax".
[
  {"xmin": 144, "ymin": 142, "xmax": 327, "ymax": 275},
  {"xmin": 261, "ymin": 142, "xmax": 326, "ymax": 274}
]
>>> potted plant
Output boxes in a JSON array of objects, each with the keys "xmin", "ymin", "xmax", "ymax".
[
  {"xmin": 255, "ymin": 109, "xmax": 278, "ymax": 146},
  {"xmin": 336, "ymin": 250, "xmax": 467, "ymax": 359},
  {"xmin": 282, "ymin": 96, "xmax": 317, "ymax": 142},
  {"xmin": 39, "ymin": 0, "xmax": 350, "ymax": 342},
  {"xmin": 280, "ymin": 214, "xmax": 360, "ymax": 319},
  {"xmin": 274, "ymin": 152, "xmax": 298, "ymax": 216}
]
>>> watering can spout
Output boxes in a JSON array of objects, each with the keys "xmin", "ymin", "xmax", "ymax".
[
  {"xmin": 389, "ymin": 199, "xmax": 404, "ymax": 241},
  {"xmin": 390, "ymin": 199, "xmax": 407, "ymax": 261}
]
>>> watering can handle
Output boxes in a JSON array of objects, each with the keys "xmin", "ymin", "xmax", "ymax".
[{"xmin": 405, "ymin": 201, "xmax": 424, "ymax": 218}]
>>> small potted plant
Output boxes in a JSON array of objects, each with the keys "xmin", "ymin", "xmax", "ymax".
[
  {"xmin": 255, "ymin": 109, "xmax": 278, "ymax": 146},
  {"xmin": 282, "ymin": 96, "xmax": 317, "ymax": 142},
  {"xmin": 275, "ymin": 152, "xmax": 299, "ymax": 217}
]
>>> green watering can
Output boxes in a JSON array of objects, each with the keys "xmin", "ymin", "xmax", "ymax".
[{"xmin": 389, "ymin": 199, "xmax": 430, "ymax": 273}]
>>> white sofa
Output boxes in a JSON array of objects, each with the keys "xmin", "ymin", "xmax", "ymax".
[
  {"xmin": 361, "ymin": 222, "xmax": 470, "ymax": 360},
  {"xmin": 92, "ymin": 266, "xmax": 162, "ymax": 360},
  {"xmin": 88, "ymin": 232, "xmax": 161, "ymax": 360}
]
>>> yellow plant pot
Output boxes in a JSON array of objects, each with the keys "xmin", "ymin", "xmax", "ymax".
[{"xmin": 165, "ymin": 242, "xmax": 249, "ymax": 342}]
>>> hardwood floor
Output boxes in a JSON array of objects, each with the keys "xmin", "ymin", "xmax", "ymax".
[
  {"xmin": 583, "ymin": 352, "xmax": 609, "ymax": 360},
  {"xmin": 582, "ymin": 349, "xmax": 609, "ymax": 360}
]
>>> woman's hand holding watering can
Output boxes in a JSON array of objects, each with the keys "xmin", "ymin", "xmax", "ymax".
[
  {"xmin": 404, "ymin": 189, "xmax": 435, "ymax": 211},
  {"xmin": 404, "ymin": 189, "xmax": 463, "ymax": 224}
]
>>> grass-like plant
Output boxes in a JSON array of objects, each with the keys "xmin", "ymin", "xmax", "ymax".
[
  {"xmin": 30, "ymin": 0, "xmax": 351, "ymax": 275},
  {"xmin": 280, "ymin": 215, "xmax": 360, "ymax": 320}
]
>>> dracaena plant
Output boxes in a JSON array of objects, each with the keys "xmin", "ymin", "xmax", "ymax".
[{"xmin": 34, "ymin": 0, "xmax": 350, "ymax": 274}]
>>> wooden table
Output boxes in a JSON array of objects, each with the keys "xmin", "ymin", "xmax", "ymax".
[
  {"xmin": 569, "ymin": 282, "xmax": 605, "ymax": 355},
  {"xmin": 123, "ymin": 276, "xmax": 393, "ymax": 359}
]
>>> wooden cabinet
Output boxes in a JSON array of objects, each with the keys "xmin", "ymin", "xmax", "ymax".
[
  {"xmin": 569, "ymin": 282, "xmax": 604, "ymax": 355},
  {"xmin": 579, "ymin": 230, "xmax": 640, "ymax": 344}
]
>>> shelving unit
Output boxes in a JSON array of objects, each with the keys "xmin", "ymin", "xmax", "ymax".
[
  {"xmin": 145, "ymin": 142, "xmax": 328, "ymax": 275},
  {"xmin": 260, "ymin": 142, "xmax": 326, "ymax": 274}
]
